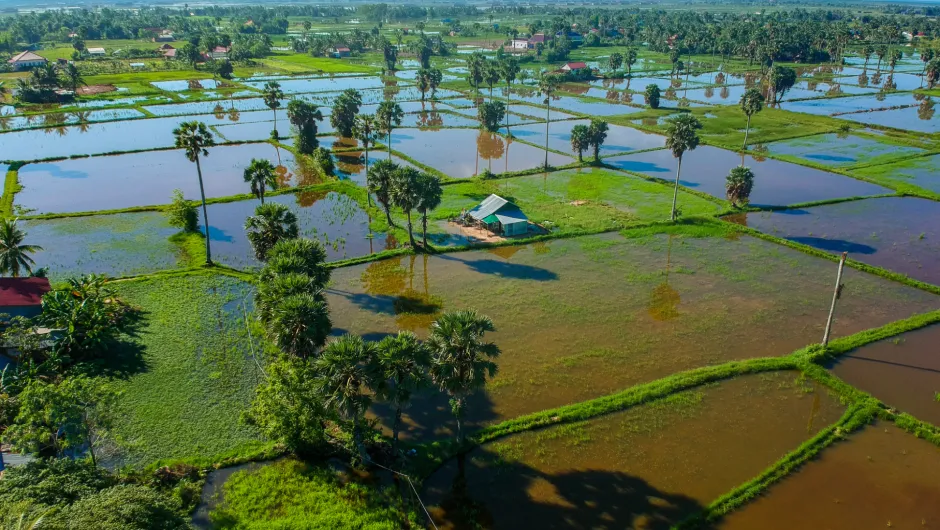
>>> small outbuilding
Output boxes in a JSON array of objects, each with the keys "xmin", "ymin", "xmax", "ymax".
[
  {"xmin": 561, "ymin": 61, "xmax": 589, "ymax": 72},
  {"xmin": 0, "ymin": 277, "xmax": 51, "ymax": 319},
  {"xmin": 8, "ymin": 51, "xmax": 47, "ymax": 71},
  {"xmin": 329, "ymin": 47, "xmax": 351, "ymax": 58},
  {"xmin": 467, "ymin": 194, "xmax": 529, "ymax": 237},
  {"xmin": 87, "ymin": 47, "xmax": 106, "ymax": 56}
]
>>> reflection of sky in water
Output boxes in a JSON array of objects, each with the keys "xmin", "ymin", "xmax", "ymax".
[
  {"xmin": 768, "ymin": 133, "xmax": 923, "ymax": 167},
  {"xmin": 503, "ymin": 120, "xmax": 664, "ymax": 157},
  {"xmin": 605, "ymin": 145, "xmax": 889, "ymax": 206}
]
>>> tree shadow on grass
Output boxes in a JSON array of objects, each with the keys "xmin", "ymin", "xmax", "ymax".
[
  {"xmin": 79, "ymin": 306, "xmax": 149, "ymax": 379},
  {"xmin": 437, "ymin": 254, "xmax": 559, "ymax": 281},
  {"xmin": 426, "ymin": 451, "xmax": 710, "ymax": 530}
]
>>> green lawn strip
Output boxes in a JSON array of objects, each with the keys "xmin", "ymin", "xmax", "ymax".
[
  {"xmin": 739, "ymin": 192, "xmax": 902, "ymax": 214},
  {"xmin": 808, "ymin": 309, "xmax": 940, "ymax": 363},
  {"xmin": 724, "ymin": 219, "xmax": 940, "ymax": 295},
  {"xmin": 168, "ymin": 231, "xmax": 208, "ymax": 267},
  {"xmin": 109, "ymin": 273, "xmax": 267, "ymax": 469},
  {"xmin": 846, "ymin": 153, "xmax": 940, "ymax": 202},
  {"xmin": 261, "ymin": 52, "xmax": 381, "ymax": 74},
  {"xmin": 205, "ymin": 458, "xmax": 419, "ymax": 529},
  {"xmin": 1, "ymin": 163, "xmax": 23, "ymax": 217}
]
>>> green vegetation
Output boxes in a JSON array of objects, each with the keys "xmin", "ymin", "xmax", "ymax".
[{"xmin": 209, "ymin": 459, "xmax": 418, "ymax": 529}]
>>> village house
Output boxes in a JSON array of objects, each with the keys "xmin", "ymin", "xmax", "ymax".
[
  {"xmin": 87, "ymin": 47, "xmax": 106, "ymax": 56},
  {"xmin": 329, "ymin": 46, "xmax": 351, "ymax": 58},
  {"xmin": 208, "ymin": 46, "xmax": 230, "ymax": 60},
  {"xmin": 160, "ymin": 43, "xmax": 176, "ymax": 58},
  {"xmin": 467, "ymin": 195, "xmax": 529, "ymax": 237},
  {"xmin": 561, "ymin": 61, "xmax": 589, "ymax": 72},
  {"xmin": 153, "ymin": 31, "xmax": 175, "ymax": 43},
  {"xmin": 7, "ymin": 51, "xmax": 47, "ymax": 71},
  {"xmin": 0, "ymin": 277, "xmax": 51, "ymax": 320},
  {"xmin": 510, "ymin": 38, "xmax": 532, "ymax": 50},
  {"xmin": 529, "ymin": 33, "xmax": 548, "ymax": 45}
]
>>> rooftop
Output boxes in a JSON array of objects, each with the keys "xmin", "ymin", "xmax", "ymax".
[
  {"xmin": 9, "ymin": 51, "xmax": 46, "ymax": 63},
  {"xmin": 469, "ymin": 194, "xmax": 527, "ymax": 223},
  {"xmin": 0, "ymin": 277, "xmax": 51, "ymax": 307}
]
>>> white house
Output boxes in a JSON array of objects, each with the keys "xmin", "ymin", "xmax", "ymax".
[
  {"xmin": 510, "ymin": 38, "xmax": 531, "ymax": 50},
  {"xmin": 8, "ymin": 51, "xmax": 47, "ymax": 71},
  {"xmin": 87, "ymin": 47, "xmax": 106, "ymax": 56}
]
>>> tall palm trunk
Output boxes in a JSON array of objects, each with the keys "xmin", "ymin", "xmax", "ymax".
[
  {"xmin": 273, "ymin": 109, "xmax": 278, "ymax": 138},
  {"xmin": 383, "ymin": 201, "xmax": 394, "ymax": 226},
  {"xmin": 422, "ymin": 212, "xmax": 429, "ymax": 248},
  {"xmin": 505, "ymin": 82, "xmax": 511, "ymax": 134},
  {"xmin": 742, "ymin": 114, "xmax": 752, "ymax": 150},
  {"xmin": 670, "ymin": 155, "xmax": 683, "ymax": 222},
  {"xmin": 391, "ymin": 401, "xmax": 403, "ymax": 458},
  {"xmin": 387, "ymin": 131, "xmax": 392, "ymax": 159},
  {"xmin": 195, "ymin": 156, "xmax": 213, "ymax": 264},
  {"xmin": 543, "ymin": 102, "xmax": 551, "ymax": 168},
  {"xmin": 406, "ymin": 211, "xmax": 415, "ymax": 247}
]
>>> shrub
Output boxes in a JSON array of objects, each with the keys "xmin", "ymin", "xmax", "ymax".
[{"xmin": 165, "ymin": 189, "xmax": 198, "ymax": 233}]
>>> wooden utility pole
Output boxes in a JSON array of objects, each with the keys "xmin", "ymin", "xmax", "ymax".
[{"xmin": 822, "ymin": 252, "xmax": 848, "ymax": 348}]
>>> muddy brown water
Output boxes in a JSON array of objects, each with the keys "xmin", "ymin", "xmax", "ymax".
[
  {"xmin": 325, "ymin": 233, "xmax": 938, "ymax": 443},
  {"xmin": 718, "ymin": 422, "xmax": 940, "ymax": 529},
  {"xmin": 830, "ymin": 325, "xmax": 940, "ymax": 427},
  {"xmin": 424, "ymin": 372, "xmax": 845, "ymax": 530}
]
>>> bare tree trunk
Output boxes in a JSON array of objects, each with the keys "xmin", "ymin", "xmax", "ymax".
[
  {"xmin": 365, "ymin": 147, "xmax": 372, "ymax": 206},
  {"xmin": 388, "ymin": 131, "xmax": 392, "ymax": 159},
  {"xmin": 422, "ymin": 213, "xmax": 429, "ymax": 248},
  {"xmin": 743, "ymin": 114, "xmax": 752, "ymax": 150},
  {"xmin": 544, "ymin": 103, "xmax": 551, "ymax": 168},
  {"xmin": 822, "ymin": 252, "xmax": 848, "ymax": 348},
  {"xmin": 406, "ymin": 211, "xmax": 415, "ymax": 247},
  {"xmin": 670, "ymin": 155, "xmax": 683, "ymax": 222},
  {"xmin": 195, "ymin": 156, "xmax": 213, "ymax": 264}
]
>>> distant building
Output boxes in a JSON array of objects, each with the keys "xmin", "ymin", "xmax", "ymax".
[
  {"xmin": 329, "ymin": 47, "xmax": 351, "ymax": 58},
  {"xmin": 8, "ymin": 51, "xmax": 47, "ymax": 71},
  {"xmin": 87, "ymin": 47, "xmax": 106, "ymax": 56},
  {"xmin": 529, "ymin": 33, "xmax": 548, "ymax": 44},
  {"xmin": 556, "ymin": 30, "xmax": 583, "ymax": 44},
  {"xmin": 208, "ymin": 46, "xmax": 230, "ymax": 60},
  {"xmin": 510, "ymin": 38, "xmax": 532, "ymax": 50},
  {"xmin": 561, "ymin": 61, "xmax": 589, "ymax": 72},
  {"xmin": 0, "ymin": 277, "xmax": 51, "ymax": 319},
  {"xmin": 153, "ymin": 31, "xmax": 175, "ymax": 42},
  {"xmin": 467, "ymin": 195, "xmax": 529, "ymax": 237}
]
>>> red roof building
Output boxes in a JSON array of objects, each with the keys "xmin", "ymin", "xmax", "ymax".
[
  {"xmin": 0, "ymin": 278, "xmax": 50, "ymax": 318},
  {"xmin": 561, "ymin": 62, "xmax": 589, "ymax": 71}
]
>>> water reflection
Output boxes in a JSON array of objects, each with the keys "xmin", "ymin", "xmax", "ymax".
[{"xmin": 648, "ymin": 235, "xmax": 680, "ymax": 321}]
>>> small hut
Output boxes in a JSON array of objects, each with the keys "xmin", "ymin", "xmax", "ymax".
[{"xmin": 467, "ymin": 195, "xmax": 528, "ymax": 237}]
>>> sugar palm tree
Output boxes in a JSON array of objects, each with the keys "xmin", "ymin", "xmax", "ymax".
[
  {"xmin": 538, "ymin": 73, "xmax": 560, "ymax": 168},
  {"xmin": 664, "ymin": 114, "xmax": 702, "ymax": 222},
  {"xmin": 269, "ymin": 292, "xmax": 332, "ymax": 360},
  {"xmin": 500, "ymin": 56, "xmax": 520, "ymax": 131},
  {"xmin": 415, "ymin": 172, "xmax": 443, "ymax": 249},
  {"xmin": 739, "ymin": 87, "xmax": 764, "ymax": 150},
  {"xmin": 315, "ymin": 334, "xmax": 382, "ymax": 463},
  {"xmin": 391, "ymin": 167, "xmax": 421, "ymax": 248},
  {"xmin": 570, "ymin": 124, "xmax": 590, "ymax": 162},
  {"xmin": 726, "ymin": 166, "xmax": 756, "ymax": 207},
  {"xmin": 376, "ymin": 331, "xmax": 430, "ymax": 458},
  {"xmin": 588, "ymin": 119, "xmax": 608, "ymax": 163},
  {"xmin": 243, "ymin": 158, "xmax": 278, "ymax": 204},
  {"xmin": 376, "ymin": 101, "xmax": 404, "ymax": 159},
  {"xmin": 172, "ymin": 121, "xmax": 216, "ymax": 265},
  {"xmin": 427, "ymin": 310, "xmax": 500, "ymax": 445},
  {"xmin": 60, "ymin": 63, "xmax": 85, "ymax": 93},
  {"xmin": 353, "ymin": 114, "xmax": 379, "ymax": 205},
  {"xmin": 262, "ymin": 81, "xmax": 284, "ymax": 139},
  {"xmin": 416, "ymin": 69, "xmax": 431, "ymax": 101},
  {"xmin": 0, "ymin": 218, "xmax": 42, "ymax": 277},
  {"xmin": 245, "ymin": 202, "xmax": 299, "ymax": 261},
  {"xmin": 367, "ymin": 159, "xmax": 398, "ymax": 226},
  {"xmin": 259, "ymin": 237, "xmax": 331, "ymax": 290},
  {"xmin": 286, "ymin": 100, "xmax": 323, "ymax": 155}
]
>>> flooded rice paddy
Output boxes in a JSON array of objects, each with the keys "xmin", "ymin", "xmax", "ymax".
[
  {"xmin": 332, "ymin": 151, "xmax": 415, "ymax": 186},
  {"xmin": 718, "ymin": 423, "xmax": 940, "ymax": 529},
  {"xmin": 779, "ymin": 92, "xmax": 929, "ymax": 116},
  {"xmin": 767, "ymin": 133, "xmax": 924, "ymax": 167},
  {"xmin": 207, "ymin": 191, "xmax": 389, "ymax": 269},
  {"xmin": 733, "ymin": 197, "xmax": 940, "ymax": 285},
  {"xmin": 326, "ymin": 233, "xmax": 937, "ymax": 440},
  {"xmin": 605, "ymin": 146, "xmax": 890, "ymax": 206},
  {"xmin": 503, "ymin": 120, "xmax": 664, "ymax": 157},
  {"xmin": 830, "ymin": 325, "xmax": 940, "ymax": 427},
  {"xmin": 0, "ymin": 113, "xmax": 247, "ymax": 161},
  {"xmin": 0, "ymin": 108, "xmax": 146, "ymax": 131},
  {"xmin": 243, "ymin": 75, "xmax": 387, "ymax": 94},
  {"xmin": 151, "ymin": 79, "xmax": 221, "ymax": 92},
  {"xmin": 16, "ymin": 143, "xmax": 301, "ymax": 214},
  {"xmin": 851, "ymin": 153, "xmax": 940, "ymax": 194},
  {"xmin": 839, "ymin": 103, "xmax": 940, "ymax": 133},
  {"xmin": 389, "ymin": 128, "xmax": 572, "ymax": 178},
  {"xmin": 425, "ymin": 372, "xmax": 845, "ymax": 530},
  {"xmin": 22, "ymin": 212, "xmax": 181, "ymax": 279}
]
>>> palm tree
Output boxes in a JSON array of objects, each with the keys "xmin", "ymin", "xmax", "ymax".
[
  {"xmin": 376, "ymin": 101, "xmax": 404, "ymax": 159},
  {"xmin": 416, "ymin": 69, "xmax": 431, "ymax": 102},
  {"xmin": 0, "ymin": 218, "xmax": 42, "ymax": 277},
  {"xmin": 427, "ymin": 310, "xmax": 500, "ymax": 445},
  {"xmin": 726, "ymin": 166, "xmax": 756, "ymax": 207},
  {"xmin": 262, "ymin": 81, "xmax": 285, "ymax": 139},
  {"xmin": 391, "ymin": 167, "xmax": 421, "ymax": 248},
  {"xmin": 287, "ymin": 100, "xmax": 324, "ymax": 155},
  {"xmin": 260, "ymin": 237, "xmax": 331, "ymax": 290},
  {"xmin": 570, "ymin": 124, "xmax": 590, "ymax": 162},
  {"xmin": 245, "ymin": 202, "xmax": 299, "ymax": 261},
  {"xmin": 60, "ymin": 63, "xmax": 85, "ymax": 93},
  {"xmin": 739, "ymin": 87, "xmax": 764, "ymax": 150},
  {"xmin": 243, "ymin": 158, "xmax": 279, "ymax": 204},
  {"xmin": 367, "ymin": 159, "xmax": 398, "ymax": 226},
  {"xmin": 315, "ymin": 334, "xmax": 381, "ymax": 463},
  {"xmin": 172, "ymin": 121, "xmax": 216, "ymax": 265},
  {"xmin": 862, "ymin": 44, "xmax": 874, "ymax": 68},
  {"xmin": 588, "ymin": 119, "xmax": 609, "ymax": 163},
  {"xmin": 664, "ymin": 114, "xmax": 702, "ymax": 222},
  {"xmin": 415, "ymin": 172, "xmax": 443, "ymax": 249},
  {"xmin": 500, "ymin": 56, "xmax": 520, "ymax": 132},
  {"xmin": 428, "ymin": 68, "xmax": 443, "ymax": 99},
  {"xmin": 269, "ymin": 292, "xmax": 332, "ymax": 360},
  {"xmin": 353, "ymin": 114, "xmax": 379, "ymax": 188},
  {"xmin": 537, "ymin": 73, "xmax": 560, "ymax": 169},
  {"xmin": 376, "ymin": 331, "xmax": 430, "ymax": 458}
]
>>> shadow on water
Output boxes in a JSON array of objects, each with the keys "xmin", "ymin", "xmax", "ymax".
[
  {"xmin": 429, "ymin": 453, "xmax": 710, "ymax": 530},
  {"xmin": 437, "ymin": 254, "xmax": 559, "ymax": 281},
  {"xmin": 789, "ymin": 236, "xmax": 877, "ymax": 255},
  {"xmin": 371, "ymin": 384, "xmax": 498, "ymax": 443}
]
